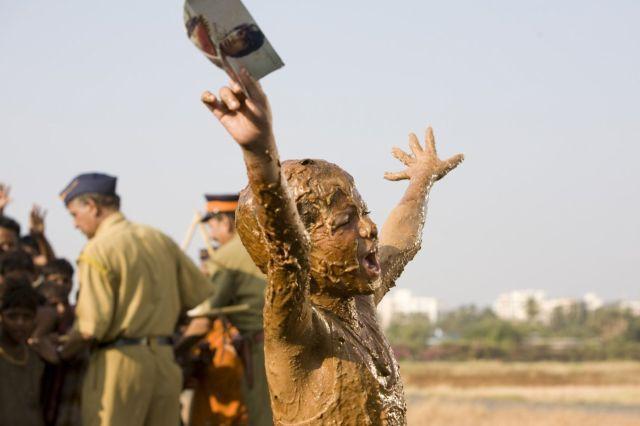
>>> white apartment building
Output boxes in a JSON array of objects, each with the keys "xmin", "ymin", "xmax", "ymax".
[
  {"xmin": 377, "ymin": 289, "xmax": 438, "ymax": 329},
  {"xmin": 618, "ymin": 300, "xmax": 640, "ymax": 316},
  {"xmin": 493, "ymin": 290, "xmax": 604, "ymax": 322},
  {"xmin": 492, "ymin": 289, "xmax": 546, "ymax": 321},
  {"xmin": 583, "ymin": 292, "xmax": 604, "ymax": 311},
  {"xmin": 539, "ymin": 297, "xmax": 577, "ymax": 323}
]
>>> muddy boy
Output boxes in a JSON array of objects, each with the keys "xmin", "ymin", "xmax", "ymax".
[{"xmin": 201, "ymin": 71, "xmax": 463, "ymax": 425}]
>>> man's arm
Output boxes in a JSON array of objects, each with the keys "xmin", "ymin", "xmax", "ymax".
[
  {"xmin": 60, "ymin": 251, "xmax": 113, "ymax": 358},
  {"xmin": 201, "ymin": 70, "xmax": 313, "ymax": 342},
  {"xmin": 375, "ymin": 127, "xmax": 463, "ymax": 304}
]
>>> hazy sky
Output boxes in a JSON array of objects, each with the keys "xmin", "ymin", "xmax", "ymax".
[{"xmin": 1, "ymin": 1, "xmax": 638, "ymax": 307}]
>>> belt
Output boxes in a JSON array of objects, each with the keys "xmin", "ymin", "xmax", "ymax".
[{"xmin": 97, "ymin": 336, "xmax": 173, "ymax": 350}]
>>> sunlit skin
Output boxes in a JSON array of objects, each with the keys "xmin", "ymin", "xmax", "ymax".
[
  {"xmin": 0, "ymin": 227, "xmax": 18, "ymax": 253},
  {"xmin": 66, "ymin": 198, "xmax": 115, "ymax": 239},
  {"xmin": 206, "ymin": 215, "xmax": 235, "ymax": 245}
]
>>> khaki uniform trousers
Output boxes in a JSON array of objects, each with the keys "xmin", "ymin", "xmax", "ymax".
[{"xmin": 82, "ymin": 343, "xmax": 182, "ymax": 426}]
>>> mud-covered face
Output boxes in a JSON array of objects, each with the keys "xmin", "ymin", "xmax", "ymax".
[
  {"xmin": 305, "ymin": 176, "xmax": 380, "ymax": 297},
  {"xmin": 237, "ymin": 159, "xmax": 381, "ymax": 296}
]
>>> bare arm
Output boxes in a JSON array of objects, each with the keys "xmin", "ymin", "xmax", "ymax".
[
  {"xmin": 375, "ymin": 127, "xmax": 463, "ymax": 304},
  {"xmin": 201, "ymin": 70, "xmax": 313, "ymax": 342},
  {"xmin": 30, "ymin": 205, "xmax": 56, "ymax": 262}
]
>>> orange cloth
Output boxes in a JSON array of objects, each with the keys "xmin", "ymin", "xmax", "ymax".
[{"xmin": 190, "ymin": 319, "xmax": 248, "ymax": 426}]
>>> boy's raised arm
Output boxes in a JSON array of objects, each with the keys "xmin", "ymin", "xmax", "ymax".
[
  {"xmin": 375, "ymin": 127, "xmax": 463, "ymax": 304},
  {"xmin": 201, "ymin": 71, "xmax": 313, "ymax": 341}
]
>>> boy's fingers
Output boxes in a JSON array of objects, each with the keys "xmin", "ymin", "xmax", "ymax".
[
  {"xmin": 201, "ymin": 91, "xmax": 228, "ymax": 120},
  {"xmin": 437, "ymin": 154, "xmax": 465, "ymax": 180},
  {"xmin": 230, "ymin": 80, "xmax": 243, "ymax": 95},
  {"xmin": 229, "ymin": 80, "xmax": 247, "ymax": 103},
  {"xmin": 408, "ymin": 133, "xmax": 423, "ymax": 156},
  {"xmin": 425, "ymin": 127, "xmax": 437, "ymax": 155},
  {"xmin": 219, "ymin": 86, "xmax": 241, "ymax": 111},
  {"xmin": 239, "ymin": 68, "xmax": 265, "ymax": 104},
  {"xmin": 391, "ymin": 147, "xmax": 413, "ymax": 166},
  {"xmin": 384, "ymin": 171, "xmax": 410, "ymax": 181}
]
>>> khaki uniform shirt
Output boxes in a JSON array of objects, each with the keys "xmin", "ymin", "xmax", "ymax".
[
  {"xmin": 74, "ymin": 212, "xmax": 214, "ymax": 342},
  {"xmin": 200, "ymin": 234, "xmax": 266, "ymax": 334}
]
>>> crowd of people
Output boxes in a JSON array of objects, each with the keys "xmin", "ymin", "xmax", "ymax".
[
  {"xmin": 0, "ymin": 184, "xmax": 84, "ymax": 425},
  {"xmin": 0, "ymin": 182, "xmax": 271, "ymax": 426},
  {"xmin": 2, "ymin": 68, "xmax": 463, "ymax": 426}
]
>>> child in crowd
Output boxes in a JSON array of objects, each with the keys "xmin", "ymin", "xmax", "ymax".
[
  {"xmin": 38, "ymin": 282, "xmax": 75, "ymax": 334},
  {"xmin": 38, "ymin": 281, "xmax": 84, "ymax": 426},
  {"xmin": 42, "ymin": 258, "xmax": 75, "ymax": 301},
  {"xmin": 0, "ymin": 248, "xmax": 36, "ymax": 283},
  {"xmin": 0, "ymin": 215, "xmax": 20, "ymax": 253},
  {"xmin": 0, "ymin": 280, "xmax": 46, "ymax": 426}
]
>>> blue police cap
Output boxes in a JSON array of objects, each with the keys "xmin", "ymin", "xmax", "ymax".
[{"xmin": 60, "ymin": 172, "xmax": 118, "ymax": 205}]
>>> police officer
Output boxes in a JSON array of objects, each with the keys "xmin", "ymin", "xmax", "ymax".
[
  {"xmin": 58, "ymin": 173, "xmax": 214, "ymax": 426},
  {"xmin": 188, "ymin": 193, "xmax": 273, "ymax": 426}
]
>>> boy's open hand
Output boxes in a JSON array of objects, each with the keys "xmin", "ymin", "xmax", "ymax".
[
  {"xmin": 384, "ymin": 127, "xmax": 464, "ymax": 185},
  {"xmin": 201, "ymin": 69, "xmax": 273, "ymax": 152}
]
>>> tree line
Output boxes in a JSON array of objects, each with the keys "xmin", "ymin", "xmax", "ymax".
[{"xmin": 385, "ymin": 302, "xmax": 640, "ymax": 361}]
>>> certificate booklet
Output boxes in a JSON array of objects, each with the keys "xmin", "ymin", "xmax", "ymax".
[{"xmin": 184, "ymin": 0, "xmax": 284, "ymax": 84}]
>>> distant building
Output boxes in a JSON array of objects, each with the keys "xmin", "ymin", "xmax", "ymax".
[
  {"xmin": 493, "ymin": 290, "xmax": 605, "ymax": 322},
  {"xmin": 583, "ymin": 292, "xmax": 604, "ymax": 311},
  {"xmin": 539, "ymin": 297, "xmax": 577, "ymax": 323},
  {"xmin": 493, "ymin": 289, "xmax": 546, "ymax": 321},
  {"xmin": 618, "ymin": 300, "xmax": 640, "ymax": 316},
  {"xmin": 377, "ymin": 289, "xmax": 438, "ymax": 329}
]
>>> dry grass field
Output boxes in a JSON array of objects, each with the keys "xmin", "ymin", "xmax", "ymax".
[{"xmin": 402, "ymin": 361, "xmax": 640, "ymax": 426}]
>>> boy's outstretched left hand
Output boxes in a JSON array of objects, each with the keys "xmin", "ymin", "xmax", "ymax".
[{"xmin": 384, "ymin": 127, "xmax": 464, "ymax": 185}]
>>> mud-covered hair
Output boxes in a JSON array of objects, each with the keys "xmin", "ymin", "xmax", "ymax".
[{"xmin": 236, "ymin": 159, "xmax": 358, "ymax": 273}]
